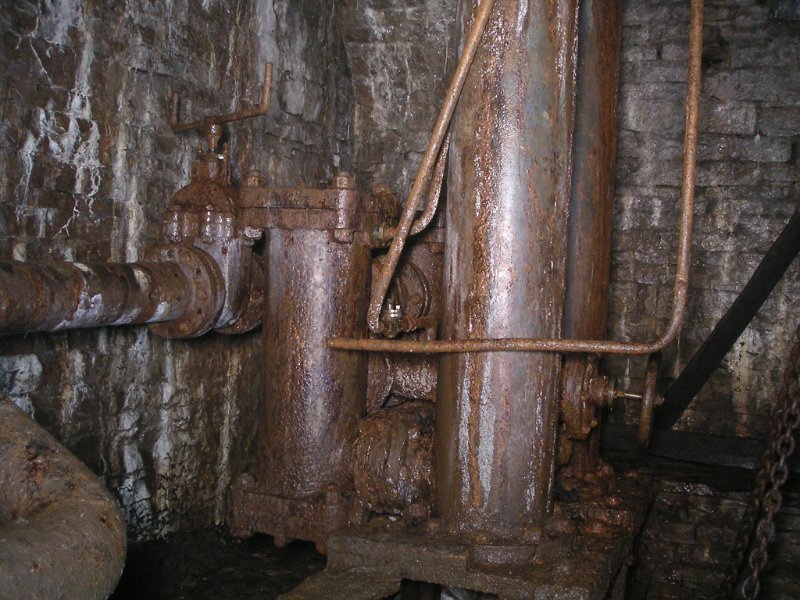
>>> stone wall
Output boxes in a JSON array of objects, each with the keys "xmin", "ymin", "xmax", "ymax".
[
  {"xmin": 607, "ymin": 0, "xmax": 800, "ymax": 437},
  {"xmin": 629, "ymin": 482, "xmax": 800, "ymax": 599},
  {"xmin": 338, "ymin": 0, "xmax": 457, "ymax": 196},
  {"xmin": 0, "ymin": 0, "xmax": 352, "ymax": 541}
]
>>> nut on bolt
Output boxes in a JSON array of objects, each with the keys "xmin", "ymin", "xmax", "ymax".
[{"xmin": 332, "ymin": 170, "xmax": 356, "ymax": 190}]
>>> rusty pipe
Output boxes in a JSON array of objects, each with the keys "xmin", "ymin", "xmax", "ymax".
[
  {"xmin": 0, "ymin": 260, "xmax": 190, "ymax": 335},
  {"xmin": 379, "ymin": 133, "xmax": 451, "ymax": 242},
  {"xmin": 331, "ymin": 0, "xmax": 703, "ymax": 356},
  {"xmin": 367, "ymin": 0, "xmax": 495, "ymax": 333},
  {"xmin": 0, "ymin": 398, "xmax": 126, "ymax": 600}
]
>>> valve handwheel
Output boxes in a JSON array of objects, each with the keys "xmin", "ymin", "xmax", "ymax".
[{"xmin": 638, "ymin": 352, "xmax": 663, "ymax": 447}]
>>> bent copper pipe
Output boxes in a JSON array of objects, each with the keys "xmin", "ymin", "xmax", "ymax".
[
  {"xmin": 333, "ymin": 0, "xmax": 704, "ymax": 356},
  {"xmin": 0, "ymin": 398, "xmax": 126, "ymax": 600},
  {"xmin": 367, "ymin": 0, "xmax": 496, "ymax": 333},
  {"xmin": 378, "ymin": 133, "xmax": 451, "ymax": 243}
]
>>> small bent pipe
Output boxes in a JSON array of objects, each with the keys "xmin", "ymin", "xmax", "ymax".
[
  {"xmin": 331, "ymin": 0, "xmax": 704, "ymax": 357},
  {"xmin": 0, "ymin": 398, "xmax": 126, "ymax": 600}
]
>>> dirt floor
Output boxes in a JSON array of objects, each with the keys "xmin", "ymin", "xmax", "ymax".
[{"xmin": 109, "ymin": 530, "xmax": 325, "ymax": 600}]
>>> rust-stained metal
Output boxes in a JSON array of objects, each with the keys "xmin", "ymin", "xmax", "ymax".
[
  {"xmin": 170, "ymin": 63, "xmax": 273, "ymax": 133},
  {"xmin": 229, "ymin": 174, "xmax": 399, "ymax": 551},
  {"xmin": 162, "ymin": 112, "xmax": 262, "ymax": 335},
  {"xmin": 0, "ymin": 259, "xmax": 190, "ymax": 334},
  {"xmin": 0, "ymin": 110, "xmax": 263, "ymax": 339},
  {"xmin": 367, "ymin": 232, "xmax": 443, "ymax": 411},
  {"xmin": 353, "ymin": 401, "xmax": 434, "ymax": 520},
  {"xmin": 434, "ymin": 0, "xmax": 581, "ymax": 536},
  {"xmin": 0, "ymin": 397, "xmax": 126, "ymax": 600},
  {"xmin": 330, "ymin": 0, "xmax": 704, "ymax": 357},
  {"xmin": 560, "ymin": 0, "xmax": 622, "ymax": 472},
  {"xmin": 259, "ymin": 226, "xmax": 371, "ymax": 498},
  {"xmin": 636, "ymin": 353, "xmax": 664, "ymax": 447},
  {"xmin": 145, "ymin": 244, "xmax": 225, "ymax": 339},
  {"xmin": 375, "ymin": 132, "xmax": 450, "ymax": 245},
  {"xmin": 284, "ymin": 471, "xmax": 657, "ymax": 600},
  {"xmin": 367, "ymin": 0, "xmax": 495, "ymax": 333}
]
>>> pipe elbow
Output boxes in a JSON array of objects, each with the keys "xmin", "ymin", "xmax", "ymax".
[{"xmin": 0, "ymin": 398, "xmax": 126, "ymax": 600}]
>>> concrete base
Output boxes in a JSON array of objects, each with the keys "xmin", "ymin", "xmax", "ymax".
[{"xmin": 282, "ymin": 471, "xmax": 656, "ymax": 600}]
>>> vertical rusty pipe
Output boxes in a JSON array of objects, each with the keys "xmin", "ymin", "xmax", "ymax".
[
  {"xmin": 260, "ymin": 230, "xmax": 370, "ymax": 497},
  {"xmin": 562, "ymin": 0, "xmax": 622, "ymax": 342},
  {"xmin": 436, "ymin": 0, "xmax": 580, "ymax": 535},
  {"xmin": 561, "ymin": 0, "xmax": 623, "ymax": 465}
]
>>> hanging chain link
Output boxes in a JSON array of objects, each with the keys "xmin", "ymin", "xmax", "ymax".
[{"xmin": 720, "ymin": 324, "xmax": 800, "ymax": 599}]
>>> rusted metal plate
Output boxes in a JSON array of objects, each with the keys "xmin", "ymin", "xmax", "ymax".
[{"xmin": 296, "ymin": 472, "xmax": 656, "ymax": 600}]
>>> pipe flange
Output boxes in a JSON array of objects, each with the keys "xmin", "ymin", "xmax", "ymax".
[{"xmin": 145, "ymin": 244, "xmax": 224, "ymax": 339}]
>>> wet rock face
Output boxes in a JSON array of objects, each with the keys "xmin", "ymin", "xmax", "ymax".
[
  {"xmin": 338, "ymin": 0, "xmax": 457, "ymax": 197},
  {"xmin": 0, "ymin": 0, "xmax": 351, "ymax": 541}
]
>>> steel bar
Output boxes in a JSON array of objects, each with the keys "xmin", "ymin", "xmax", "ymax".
[
  {"xmin": 332, "ymin": 0, "xmax": 705, "ymax": 357},
  {"xmin": 0, "ymin": 260, "xmax": 191, "ymax": 335},
  {"xmin": 655, "ymin": 209, "xmax": 800, "ymax": 430},
  {"xmin": 367, "ymin": 0, "xmax": 495, "ymax": 333}
]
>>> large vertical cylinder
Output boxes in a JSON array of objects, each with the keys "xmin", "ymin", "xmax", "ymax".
[
  {"xmin": 563, "ymin": 0, "xmax": 622, "ymax": 341},
  {"xmin": 260, "ymin": 230, "xmax": 370, "ymax": 497},
  {"xmin": 561, "ymin": 0, "xmax": 623, "ymax": 467},
  {"xmin": 436, "ymin": 0, "xmax": 580, "ymax": 536}
]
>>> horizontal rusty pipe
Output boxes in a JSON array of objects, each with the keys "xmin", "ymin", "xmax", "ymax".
[
  {"xmin": 0, "ymin": 398, "xmax": 126, "ymax": 600},
  {"xmin": 331, "ymin": 0, "xmax": 703, "ymax": 357},
  {"xmin": 0, "ymin": 260, "xmax": 190, "ymax": 335},
  {"xmin": 367, "ymin": 0, "xmax": 495, "ymax": 333}
]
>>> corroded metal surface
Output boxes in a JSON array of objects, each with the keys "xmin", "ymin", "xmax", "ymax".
[
  {"xmin": 436, "ymin": 0, "xmax": 580, "ymax": 536},
  {"xmin": 0, "ymin": 259, "xmax": 190, "ymax": 334},
  {"xmin": 230, "ymin": 175, "xmax": 398, "ymax": 550},
  {"xmin": 560, "ymin": 0, "xmax": 623, "ymax": 471},
  {"xmin": 0, "ymin": 398, "xmax": 126, "ymax": 600},
  {"xmin": 328, "ymin": 0, "xmax": 704, "ymax": 357},
  {"xmin": 259, "ymin": 226, "xmax": 371, "ymax": 498},
  {"xmin": 367, "ymin": 0, "xmax": 496, "ymax": 334},
  {"xmin": 286, "ymin": 472, "xmax": 656, "ymax": 600},
  {"xmin": 171, "ymin": 63, "xmax": 273, "ymax": 133},
  {"xmin": 228, "ymin": 473, "xmax": 357, "ymax": 554},
  {"xmin": 353, "ymin": 401, "xmax": 434, "ymax": 519}
]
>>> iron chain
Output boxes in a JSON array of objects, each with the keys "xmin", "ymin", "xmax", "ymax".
[{"xmin": 720, "ymin": 325, "xmax": 800, "ymax": 599}]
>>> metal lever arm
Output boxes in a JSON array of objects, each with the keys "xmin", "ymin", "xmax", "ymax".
[{"xmin": 171, "ymin": 63, "xmax": 273, "ymax": 133}]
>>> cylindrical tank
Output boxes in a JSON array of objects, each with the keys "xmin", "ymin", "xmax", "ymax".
[
  {"xmin": 259, "ymin": 228, "xmax": 371, "ymax": 497},
  {"xmin": 561, "ymin": 0, "xmax": 623, "ymax": 468},
  {"xmin": 436, "ymin": 0, "xmax": 580, "ymax": 537}
]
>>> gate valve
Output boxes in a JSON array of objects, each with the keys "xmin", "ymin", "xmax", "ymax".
[{"xmin": 149, "ymin": 63, "xmax": 273, "ymax": 338}]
